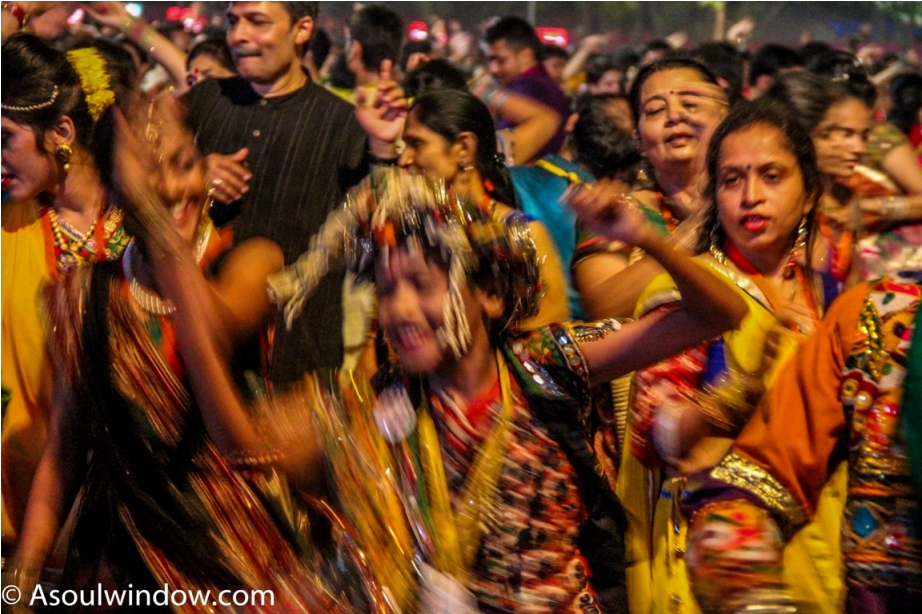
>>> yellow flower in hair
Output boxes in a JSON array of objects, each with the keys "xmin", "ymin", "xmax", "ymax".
[{"xmin": 66, "ymin": 48, "xmax": 116, "ymax": 122}]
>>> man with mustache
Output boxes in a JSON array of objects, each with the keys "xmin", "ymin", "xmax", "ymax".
[{"xmin": 184, "ymin": 1, "xmax": 399, "ymax": 385}]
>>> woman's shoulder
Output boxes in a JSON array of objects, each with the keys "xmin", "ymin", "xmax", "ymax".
[{"xmin": 208, "ymin": 234, "xmax": 283, "ymax": 280}]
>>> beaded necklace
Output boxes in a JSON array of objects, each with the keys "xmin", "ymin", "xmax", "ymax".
[
  {"xmin": 41, "ymin": 199, "xmax": 110, "ymax": 276},
  {"xmin": 122, "ymin": 225, "xmax": 214, "ymax": 317}
]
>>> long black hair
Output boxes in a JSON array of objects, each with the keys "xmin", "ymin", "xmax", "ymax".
[
  {"xmin": 764, "ymin": 71, "xmax": 861, "ymax": 136},
  {"xmin": 410, "ymin": 88, "xmax": 519, "ymax": 208},
  {"xmin": 2, "ymin": 34, "xmax": 136, "ymax": 193},
  {"xmin": 1, "ymin": 33, "xmax": 93, "ymax": 153}
]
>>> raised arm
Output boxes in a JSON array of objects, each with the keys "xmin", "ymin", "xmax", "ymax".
[
  {"xmin": 493, "ymin": 92, "xmax": 562, "ymax": 166},
  {"xmin": 111, "ymin": 103, "xmax": 317, "ymax": 483},
  {"xmin": 573, "ymin": 190, "xmax": 701, "ymax": 319},
  {"xmin": 85, "ymin": 2, "xmax": 190, "ymax": 94},
  {"xmin": 566, "ymin": 181, "xmax": 746, "ymax": 385}
]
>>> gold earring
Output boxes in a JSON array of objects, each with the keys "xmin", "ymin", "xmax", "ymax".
[
  {"xmin": 460, "ymin": 159, "xmax": 474, "ymax": 172},
  {"xmin": 55, "ymin": 143, "xmax": 73, "ymax": 172}
]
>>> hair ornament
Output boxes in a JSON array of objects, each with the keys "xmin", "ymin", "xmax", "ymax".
[
  {"xmin": 66, "ymin": 47, "xmax": 116, "ymax": 122},
  {"xmin": 268, "ymin": 168, "xmax": 541, "ymax": 349},
  {"xmin": 1, "ymin": 85, "xmax": 59, "ymax": 113}
]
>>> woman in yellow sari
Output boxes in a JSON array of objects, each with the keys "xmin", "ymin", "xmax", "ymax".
[
  {"xmin": 618, "ymin": 99, "xmax": 846, "ymax": 614},
  {"xmin": 1, "ymin": 35, "xmax": 130, "ymax": 545}
]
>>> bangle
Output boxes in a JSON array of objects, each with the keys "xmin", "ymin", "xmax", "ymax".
[
  {"xmin": 126, "ymin": 19, "xmax": 157, "ymax": 53},
  {"xmin": 2, "ymin": 560, "xmax": 42, "ymax": 598},
  {"xmin": 226, "ymin": 447, "xmax": 284, "ymax": 469},
  {"xmin": 125, "ymin": 17, "xmax": 145, "ymax": 38},
  {"xmin": 2, "ymin": 2, "xmax": 24, "ymax": 29},
  {"xmin": 139, "ymin": 26, "xmax": 157, "ymax": 54},
  {"xmin": 876, "ymin": 195, "xmax": 911, "ymax": 220}
]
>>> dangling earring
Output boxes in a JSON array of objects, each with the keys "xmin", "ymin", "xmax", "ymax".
[
  {"xmin": 784, "ymin": 216, "xmax": 809, "ymax": 278},
  {"xmin": 460, "ymin": 158, "xmax": 474, "ymax": 173},
  {"xmin": 435, "ymin": 257, "xmax": 472, "ymax": 359},
  {"xmin": 793, "ymin": 216, "xmax": 808, "ymax": 255},
  {"xmin": 709, "ymin": 220, "xmax": 727, "ymax": 264},
  {"xmin": 55, "ymin": 143, "xmax": 73, "ymax": 172}
]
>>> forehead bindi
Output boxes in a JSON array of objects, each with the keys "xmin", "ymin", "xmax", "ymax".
[
  {"xmin": 641, "ymin": 68, "xmax": 705, "ymax": 102},
  {"xmin": 719, "ymin": 124, "xmax": 796, "ymax": 169}
]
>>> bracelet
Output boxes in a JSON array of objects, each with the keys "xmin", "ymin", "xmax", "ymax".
[
  {"xmin": 226, "ymin": 447, "xmax": 284, "ymax": 469},
  {"xmin": 126, "ymin": 18, "xmax": 157, "ymax": 54},
  {"xmin": 698, "ymin": 369, "xmax": 763, "ymax": 432},
  {"xmin": 139, "ymin": 25, "xmax": 158, "ymax": 55},
  {"xmin": 125, "ymin": 16, "xmax": 145, "ymax": 38},
  {"xmin": 651, "ymin": 400, "xmax": 684, "ymax": 465},
  {"xmin": 875, "ymin": 195, "xmax": 911, "ymax": 220},
  {"xmin": 2, "ymin": 560, "xmax": 42, "ymax": 598}
]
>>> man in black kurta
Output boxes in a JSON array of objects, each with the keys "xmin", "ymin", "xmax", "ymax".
[{"xmin": 184, "ymin": 2, "xmax": 384, "ymax": 385}]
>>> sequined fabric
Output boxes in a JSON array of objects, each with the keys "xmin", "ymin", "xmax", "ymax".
[
  {"xmin": 840, "ymin": 277, "xmax": 921, "ymax": 590},
  {"xmin": 429, "ymin": 370, "xmax": 601, "ymax": 613},
  {"xmin": 45, "ymin": 263, "xmax": 350, "ymax": 613}
]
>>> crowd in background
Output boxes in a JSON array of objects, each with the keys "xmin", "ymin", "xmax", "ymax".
[{"xmin": 2, "ymin": 2, "xmax": 922, "ymax": 613}]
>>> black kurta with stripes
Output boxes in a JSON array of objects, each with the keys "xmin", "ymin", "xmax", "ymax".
[{"xmin": 184, "ymin": 75, "xmax": 369, "ymax": 384}]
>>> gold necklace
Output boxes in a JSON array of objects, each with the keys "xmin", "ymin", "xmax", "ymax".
[{"xmin": 48, "ymin": 207, "xmax": 99, "ymax": 273}]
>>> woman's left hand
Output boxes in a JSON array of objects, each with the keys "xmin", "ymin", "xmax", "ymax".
[{"xmin": 566, "ymin": 180, "xmax": 653, "ymax": 247}]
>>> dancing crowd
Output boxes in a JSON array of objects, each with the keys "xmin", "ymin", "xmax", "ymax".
[{"xmin": 2, "ymin": 2, "xmax": 921, "ymax": 613}]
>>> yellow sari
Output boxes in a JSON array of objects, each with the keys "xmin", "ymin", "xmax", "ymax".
[
  {"xmin": 1, "ymin": 202, "xmax": 52, "ymax": 541},
  {"xmin": 618, "ymin": 258, "xmax": 846, "ymax": 614}
]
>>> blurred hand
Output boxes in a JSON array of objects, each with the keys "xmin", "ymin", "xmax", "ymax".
[
  {"xmin": 355, "ymin": 60, "xmax": 408, "ymax": 154},
  {"xmin": 204, "ymin": 149, "xmax": 250, "ymax": 204},
  {"xmin": 18, "ymin": 2, "xmax": 66, "ymax": 17},
  {"xmin": 856, "ymin": 44, "xmax": 884, "ymax": 65},
  {"xmin": 579, "ymin": 33, "xmax": 607, "ymax": 53},
  {"xmin": 405, "ymin": 51, "xmax": 429, "ymax": 73},
  {"xmin": 83, "ymin": 1, "xmax": 132, "ymax": 30},
  {"xmin": 726, "ymin": 17, "xmax": 755, "ymax": 44},
  {"xmin": 19, "ymin": 2, "xmax": 76, "ymax": 39},
  {"xmin": 566, "ymin": 180, "xmax": 652, "ymax": 247},
  {"xmin": 674, "ymin": 80, "xmax": 729, "ymax": 172},
  {"xmin": 665, "ymin": 30, "xmax": 688, "ymax": 50},
  {"xmin": 668, "ymin": 206, "xmax": 705, "ymax": 253}
]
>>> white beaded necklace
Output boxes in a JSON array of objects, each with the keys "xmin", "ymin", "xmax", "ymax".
[{"xmin": 123, "ymin": 228, "xmax": 212, "ymax": 317}]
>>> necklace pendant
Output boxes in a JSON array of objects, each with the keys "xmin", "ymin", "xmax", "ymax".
[{"xmin": 56, "ymin": 250, "xmax": 80, "ymax": 274}]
